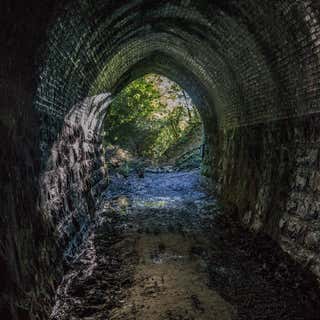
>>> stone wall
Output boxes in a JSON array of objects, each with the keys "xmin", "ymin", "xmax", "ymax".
[
  {"xmin": 0, "ymin": 90, "xmax": 110, "ymax": 319},
  {"xmin": 203, "ymin": 115, "xmax": 320, "ymax": 282},
  {"xmin": 0, "ymin": 91, "xmax": 61, "ymax": 319},
  {"xmin": 39, "ymin": 94, "xmax": 110, "ymax": 261}
]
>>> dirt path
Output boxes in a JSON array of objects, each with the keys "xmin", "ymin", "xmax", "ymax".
[{"xmin": 51, "ymin": 170, "xmax": 320, "ymax": 320}]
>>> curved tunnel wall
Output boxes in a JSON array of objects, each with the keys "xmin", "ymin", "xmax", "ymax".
[{"xmin": 2, "ymin": 1, "xmax": 320, "ymax": 319}]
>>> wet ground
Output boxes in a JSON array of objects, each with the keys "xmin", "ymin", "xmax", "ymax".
[{"xmin": 51, "ymin": 170, "xmax": 320, "ymax": 320}]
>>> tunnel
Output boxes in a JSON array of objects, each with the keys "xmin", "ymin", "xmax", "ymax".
[{"xmin": 1, "ymin": 0, "xmax": 320, "ymax": 319}]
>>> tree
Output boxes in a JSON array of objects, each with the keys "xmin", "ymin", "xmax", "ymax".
[{"xmin": 103, "ymin": 74, "xmax": 201, "ymax": 161}]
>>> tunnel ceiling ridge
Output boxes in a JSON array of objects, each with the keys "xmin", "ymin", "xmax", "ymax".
[{"xmin": 35, "ymin": 0, "xmax": 320, "ymax": 131}]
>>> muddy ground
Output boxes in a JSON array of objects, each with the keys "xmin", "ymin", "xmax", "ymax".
[{"xmin": 51, "ymin": 170, "xmax": 320, "ymax": 320}]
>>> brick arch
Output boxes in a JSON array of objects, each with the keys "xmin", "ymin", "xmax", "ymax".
[{"xmin": 1, "ymin": 1, "xmax": 320, "ymax": 319}]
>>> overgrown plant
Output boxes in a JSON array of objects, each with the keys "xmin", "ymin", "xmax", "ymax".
[{"xmin": 103, "ymin": 74, "xmax": 202, "ymax": 164}]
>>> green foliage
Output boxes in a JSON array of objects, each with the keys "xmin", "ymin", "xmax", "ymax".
[
  {"xmin": 103, "ymin": 74, "xmax": 201, "ymax": 162},
  {"xmin": 104, "ymin": 77, "xmax": 161, "ymax": 157}
]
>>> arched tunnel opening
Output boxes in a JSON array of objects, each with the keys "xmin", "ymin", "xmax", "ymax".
[
  {"xmin": 2, "ymin": 1, "xmax": 320, "ymax": 319},
  {"xmin": 102, "ymin": 74, "xmax": 203, "ymax": 170}
]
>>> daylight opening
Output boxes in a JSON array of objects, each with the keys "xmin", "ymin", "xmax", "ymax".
[{"xmin": 103, "ymin": 74, "xmax": 203, "ymax": 176}]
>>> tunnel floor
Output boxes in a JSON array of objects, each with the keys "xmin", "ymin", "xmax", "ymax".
[{"xmin": 51, "ymin": 170, "xmax": 320, "ymax": 320}]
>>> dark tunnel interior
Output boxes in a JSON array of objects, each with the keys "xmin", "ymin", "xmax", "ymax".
[{"xmin": 2, "ymin": 1, "xmax": 320, "ymax": 319}]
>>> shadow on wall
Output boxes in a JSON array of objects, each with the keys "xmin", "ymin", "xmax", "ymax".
[
  {"xmin": 206, "ymin": 117, "xmax": 320, "ymax": 284},
  {"xmin": 0, "ymin": 93, "xmax": 112, "ymax": 320}
]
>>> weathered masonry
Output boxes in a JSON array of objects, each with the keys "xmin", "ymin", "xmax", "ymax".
[{"xmin": 1, "ymin": 1, "xmax": 320, "ymax": 319}]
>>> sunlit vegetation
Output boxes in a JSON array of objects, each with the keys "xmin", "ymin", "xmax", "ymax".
[{"xmin": 103, "ymin": 74, "xmax": 202, "ymax": 169}]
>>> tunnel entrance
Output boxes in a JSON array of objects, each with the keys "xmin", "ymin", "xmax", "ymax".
[{"xmin": 102, "ymin": 73, "xmax": 203, "ymax": 176}]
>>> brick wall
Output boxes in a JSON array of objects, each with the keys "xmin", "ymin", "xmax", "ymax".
[
  {"xmin": 202, "ymin": 114, "xmax": 320, "ymax": 281},
  {"xmin": 2, "ymin": 1, "xmax": 320, "ymax": 319}
]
